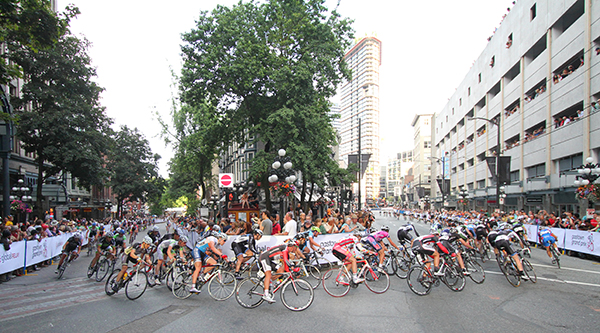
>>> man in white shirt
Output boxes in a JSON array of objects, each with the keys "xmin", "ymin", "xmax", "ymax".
[{"xmin": 276, "ymin": 212, "xmax": 297, "ymax": 238}]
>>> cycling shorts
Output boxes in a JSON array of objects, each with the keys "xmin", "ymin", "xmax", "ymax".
[
  {"xmin": 494, "ymin": 239, "xmax": 515, "ymax": 256},
  {"xmin": 121, "ymin": 254, "xmax": 138, "ymax": 267},
  {"xmin": 258, "ymin": 252, "xmax": 279, "ymax": 272},
  {"xmin": 364, "ymin": 236, "xmax": 382, "ymax": 252},
  {"xmin": 475, "ymin": 229, "xmax": 488, "ymax": 241},
  {"xmin": 332, "ymin": 247, "xmax": 351, "ymax": 262},
  {"xmin": 192, "ymin": 247, "xmax": 207, "ymax": 263},
  {"xmin": 232, "ymin": 243, "xmax": 247, "ymax": 256},
  {"xmin": 397, "ymin": 230, "xmax": 412, "ymax": 243},
  {"xmin": 541, "ymin": 236, "xmax": 555, "ymax": 248},
  {"xmin": 412, "ymin": 240, "xmax": 435, "ymax": 256}
]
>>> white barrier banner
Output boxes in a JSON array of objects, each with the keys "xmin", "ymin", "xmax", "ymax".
[
  {"xmin": 564, "ymin": 230, "xmax": 598, "ymax": 256},
  {"xmin": 523, "ymin": 224, "xmax": 538, "ymax": 243},
  {"xmin": 550, "ymin": 228, "xmax": 567, "ymax": 249},
  {"xmin": 0, "ymin": 240, "xmax": 26, "ymax": 275},
  {"xmin": 25, "ymin": 238, "xmax": 53, "ymax": 267}
]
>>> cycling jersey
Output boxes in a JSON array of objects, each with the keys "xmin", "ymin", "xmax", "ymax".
[
  {"xmin": 494, "ymin": 230, "xmax": 519, "ymax": 255},
  {"xmin": 231, "ymin": 234, "xmax": 258, "ymax": 255},
  {"xmin": 411, "ymin": 234, "xmax": 449, "ymax": 257},
  {"xmin": 259, "ymin": 244, "xmax": 290, "ymax": 272},
  {"xmin": 397, "ymin": 225, "xmax": 418, "ymax": 244},
  {"xmin": 98, "ymin": 236, "xmax": 115, "ymax": 250},
  {"xmin": 539, "ymin": 229, "xmax": 556, "ymax": 247},
  {"xmin": 332, "ymin": 236, "xmax": 359, "ymax": 261},
  {"xmin": 193, "ymin": 236, "xmax": 219, "ymax": 262},
  {"xmin": 63, "ymin": 236, "xmax": 81, "ymax": 253}
]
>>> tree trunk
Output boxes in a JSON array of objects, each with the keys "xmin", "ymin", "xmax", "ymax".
[{"xmin": 300, "ymin": 177, "xmax": 307, "ymax": 212}]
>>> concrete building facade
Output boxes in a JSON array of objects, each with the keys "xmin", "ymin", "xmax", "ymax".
[
  {"xmin": 338, "ymin": 37, "xmax": 382, "ymax": 207},
  {"xmin": 431, "ymin": 0, "xmax": 600, "ymax": 214},
  {"xmin": 412, "ymin": 114, "xmax": 433, "ymax": 205}
]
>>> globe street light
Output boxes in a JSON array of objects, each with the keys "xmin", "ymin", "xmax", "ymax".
[
  {"xmin": 468, "ymin": 116, "xmax": 502, "ymax": 211},
  {"xmin": 573, "ymin": 157, "xmax": 600, "ymax": 208}
]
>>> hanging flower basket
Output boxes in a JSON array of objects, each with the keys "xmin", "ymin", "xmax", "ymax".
[
  {"xmin": 11, "ymin": 200, "xmax": 32, "ymax": 213},
  {"xmin": 270, "ymin": 182, "xmax": 296, "ymax": 199},
  {"xmin": 575, "ymin": 185, "xmax": 600, "ymax": 202}
]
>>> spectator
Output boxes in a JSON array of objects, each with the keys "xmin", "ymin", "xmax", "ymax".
[{"xmin": 260, "ymin": 211, "xmax": 273, "ymax": 235}]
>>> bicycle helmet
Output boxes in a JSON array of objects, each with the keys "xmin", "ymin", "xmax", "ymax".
[
  {"xmin": 105, "ymin": 231, "xmax": 114, "ymax": 238},
  {"xmin": 217, "ymin": 233, "xmax": 228, "ymax": 241},
  {"xmin": 118, "ymin": 228, "xmax": 126, "ymax": 234},
  {"xmin": 143, "ymin": 235, "xmax": 153, "ymax": 244},
  {"xmin": 310, "ymin": 226, "xmax": 320, "ymax": 234},
  {"xmin": 381, "ymin": 225, "xmax": 390, "ymax": 232},
  {"xmin": 116, "ymin": 227, "xmax": 123, "ymax": 234},
  {"xmin": 253, "ymin": 229, "xmax": 264, "ymax": 236},
  {"xmin": 179, "ymin": 235, "xmax": 189, "ymax": 244},
  {"xmin": 73, "ymin": 232, "xmax": 82, "ymax": 239},
  {"xmin": 152, "ymin": 226, "xmax": 159, "ymax": 232},
  {"xmin": 286, "ymin": 240, "xmax": 299, "ymax": 247}
]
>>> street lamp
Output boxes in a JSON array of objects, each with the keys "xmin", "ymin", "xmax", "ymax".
[
  {"xmin": 573, "ymin": 157, "xmax": 600, "ymax": 208},
  {"xmin": 429, "ymin": 156, "xmax": 447, "ymax": 208},
  {"xmin": 498, "ymin": 186, "xmax": 507, "ymax": 212},
  {"xmin": 269, "ymin": 149, "xmax": 297, "ymax": 225},
  {"xmin": 10, "ymin": 178, "xmax": 32, "ymax": 222},
  {"xmin": 458, "ymin": 187, "xmax": 469, "ymax": 212},
  {"xmin": 210, "ymin": 194, "xmax": 219, "ymax": 223},
  {"xmin": 467, "ymin": 116, "xmax": 502, "ymax": 211}
]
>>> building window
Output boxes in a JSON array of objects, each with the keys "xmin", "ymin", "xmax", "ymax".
[
  {"xmin": 526, "ymin": 163, "xmax": 545, "ymax": 179},
  {"xmin": 477, "ymin": 180, "xmax": 485, "ymax": 189},
  {"xmin": 490, "ymin": 56, "xmax": 495, "ymax": 68},
  {"xmin": 468, "ymin": 87, "xmax": 471, "ymax": 96},
  {"xmin": 452, "ymin": 108, "xmax": 454, "ymax": 115},
  {"xmin": 478, "ymin": 73, "xmax": 481, "ymax": 83},
  {"xmin": 506, "ymin": 33, "xmax": 513, "ymax": 48},
  {"xmin": 558, "ymin": 154, "xmax": 583, "ymax": 172},
  {"xmin": 510, "ymin": 170, "xmax": 520, "ymax": 182},
  {"xmin": 530, "ymin": 4, "xmax": 536, "ymax": 21},
  {"xmin": 459, "ymin": 98, "xmax": 462, "ymax": 106}
]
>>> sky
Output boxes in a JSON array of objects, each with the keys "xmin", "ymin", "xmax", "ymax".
[{"xmin": 57, "ymin": 0, "xmax": 516, "ymax": 176}]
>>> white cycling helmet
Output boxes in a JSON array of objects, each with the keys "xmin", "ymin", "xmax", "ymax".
[{"xmin": 143, "ymin": 236, "xmax": 153, "ymax": 244}]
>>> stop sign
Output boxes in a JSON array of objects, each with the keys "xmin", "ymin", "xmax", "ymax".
[{"xmin": 219, "ymin": 173, "xmax": 234, "ymax": 188}]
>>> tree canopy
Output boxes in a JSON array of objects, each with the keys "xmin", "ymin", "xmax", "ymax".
[{"xmin": 176, "ymin": 0, "xmax": 354, "ymax": 211}]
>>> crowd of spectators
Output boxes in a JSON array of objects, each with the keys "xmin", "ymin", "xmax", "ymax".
[
  {"xmin": 505, "ymin": 104, "xmax": 519, "ymax": 118},
  {"xmin": 553, "ymin": 57, "xmax": 584, "ymax": 84},
  {"xmin": 522, "ymin": 126, "xmax": 545, "ymax": 143},
  {"xmin": 525, "ymin": 83, "xmax": 546, "ymax": 103}
]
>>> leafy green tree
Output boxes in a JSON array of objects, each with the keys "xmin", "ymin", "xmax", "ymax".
[
  {"xmin": 0, "ymin": 0, "xmax": 78, "ymax": 86},
  {"xmin": 9, "ymin": 32, "xmax": 112, "ymax": 218},
  {"xmin": 107, "ymin": 126, "xmax": 160, "ymax": 218},
  {"xmin": 179, "ymin": 0, "xmax": 353, "ymax": 212}
]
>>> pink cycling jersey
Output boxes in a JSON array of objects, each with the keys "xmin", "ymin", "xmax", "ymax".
[{"xmin": 370, "ymin": 231, "xmax": 389, "ymax": 242}]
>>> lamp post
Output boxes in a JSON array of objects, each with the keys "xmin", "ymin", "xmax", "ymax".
[
  {"xmin": 468, "ymin": 116, "xmax": 501, "ymax": 212},
  {"xmin": 458, "ymin": 187, "xmax": 469, "ymax": 212},
  {"xmin": 10, "ymin": 178, "xmax": 32, "ymax": 222},
  {"xmin": 429, "ymin": 156, "xmax": 446, "ymax": 208},
  {"xmin": 498, "ymin": 186, "xmax": 507, "ymax": 212},
  {"xmin": 210, "ymin": 194, "xmax": 219, "ymax": 223},
  {"xmin": 269, "ymin": 149, "xmax": 297, "ymax": 226},
  {"xmin": 573, "ymin": 157, "xmax": 600, "ymax": 208}
]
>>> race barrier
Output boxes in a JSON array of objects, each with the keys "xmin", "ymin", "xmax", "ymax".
[
  {"xmin": 523, "ymin": 224, "xmax": 599, "ymax": 256},
  {"xmin": 0, "ymin": 230, "xmax": 91, "ymax": 275},
  {"xmin": 175, "ymin": 227, "xmax": 347, "ymax": 264}
]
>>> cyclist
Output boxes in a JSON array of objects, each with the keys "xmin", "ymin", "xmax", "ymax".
[
  {"xmin": 397, "ymin": 223, "xmax": 420, "ymax": 247},
  {"xmin": 189, "ymin": 233, "xmax": 228, "ymax": 294},
  {"xmin": 512, "ymin": 219, "xmax": 531, "ymax": 255},
  {"xmin": 295, "ymin": 227, "xmax": 322, "ymax": 256},
  {"xmin": 88, "ymin": 222, "xmax": 99, "ymax": 244},
  {"xmin": 538, "ymin": 226, "xmax": 560, "ymax": 263},
  {"xmin": 113, "ymin": 235, "xmax": 154, "ymax": 291},
  {"xmin": 474, "ymin": 223, "xmax": 489, "ymax": 254},
  {"xmin": 439, "ymin": 228, "xmax": 470, "ymax": 276},
  {"xmin": 363, "ymin": 226, "xmax": 401, "ymax": 271},
  {"xmin": 154, "ymin": 236, "xmax": 189, "ymax": 285},
  {"xmin": 259, "ymin": 240, "xmax": 298, "ymax": 303},
  {"xmin": 114, "ymin": 228, "xmax": 127, "ymax": 255},
  {"xmin": 332, "ymin": 231, "xmax": 365, "ymax": 284},
  {"xmin": 55, "ymin": 232, "xmax": 82, "ymax": 273},
  {"xmin": 411, "ymin": 234, "xmax": 451, "ymax": 276},
  {"xmin": 493, "ymin": 227, "xmax": 529, "ymax": 280},
  {"xmin": 90, "ymin": 231, "xmax": 116, "ymax": 269},
  {"xmin": 147, "ymin": 225, "xmax": 160, "ymax": 244},
  {"xmin": 231, "ymin": 229, "xmax": 263, "ymax": 279}
]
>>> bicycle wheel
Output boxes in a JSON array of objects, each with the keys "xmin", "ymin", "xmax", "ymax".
[
  {"xmin": 57, "ymin": 261, "xmax": 66, "ymax": 279},
  {"xmin": 301, "ymin": 264, "xmax": 321, "ymax": 290},
  {"xmin": 235, "ymin": 277, "xmax": 264, "ymax": 308},
  {"xmin": 384, "ymin": 256, "xmax": 397, "ymax": 276},
  {"xmin": 87, "ymin": 243, "xmax": 93, "ymax": 256},
  {"xmin": 551, "ymin": 247, "xmax": 561, "ymax": 269},
  {"xmin": 247, "ymin": 261, "xmax": 261, "ymax": 278},
  {"xmin": 105, "ymin": 269, "xmax": 121, "ymax": 296},
  {"xmin": 281, "ymin": 279, "xmax": 314, "ymax": 311},
  {"xmin": 95, "ymin": 258, "xmax": 110, "ymax": 282},
  {"xmin": 394, "ymin": 256, "xmax": 411, "ymax": 279},
  {"xmin": 442, "ymin": 265, "xmax": 465, "ymax": 292},
  {"xmin": 522, "ymin": 259, "xmax": 537, "ymax": 283},
  {"xmin": 125, "ymin": 271, "xmax": 148, "ymax": 300},
  {"xmin": 208, "ymin": 270, "xmax": 236, "ymax": 301},
  {"xmin": 407, "ymin": 266, "xmax": 433, "ymax": 296},
  {"xmin": 165, "ymin": 268, "xmax": 175, "ymax": 291},
  {"xmin": 503, "ymin": 262, "xmax": 521, "ymax": 288},
  {"xmin": 310, "ymin": 256, "xmax": 333, "ymax": 272},
  {"xmin": 87, "ymin": 261, "xmax": 96, "ymax": 279},
  {"xmin": 172, "ymin": 271, "xmax": 193, "ymax": 299},
  {"xmin": 363, "ymin": 268, "xmax": 390, "ymax": 294},
  {"xmin": 464, "ymin": 259, "xmax": 485, "ymax": 284},
  {"xmin": 322, "ymin": 268, "xmax": 351, "ymax": 297}
]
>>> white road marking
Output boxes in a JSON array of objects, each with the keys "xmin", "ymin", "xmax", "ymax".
[
  {"xmin": 486, "ymin": 270, "xmax": 600, "ymax": 288},
  {"xmin": 529, "ymin": 263, "xmax": 600, "ymax": 275}
]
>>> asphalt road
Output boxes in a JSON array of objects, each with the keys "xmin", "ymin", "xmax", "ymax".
[{"xmin": 1, "ymin": 216, "xmax": 599, "ymax": 333}]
